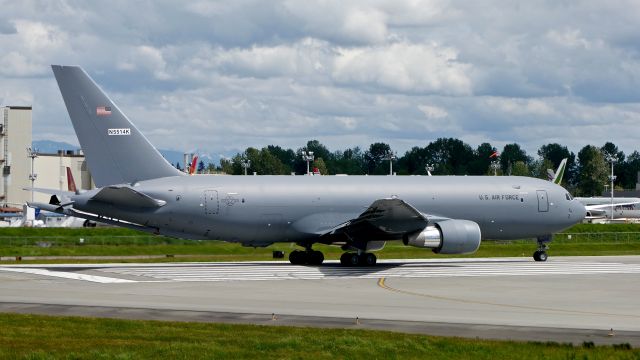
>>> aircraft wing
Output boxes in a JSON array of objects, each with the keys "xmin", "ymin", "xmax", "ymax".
[
  {"xmin": 320, "ymin": 198, "xmax": 429, "ymax": 244},
  {"xmin": 585, "ymin": 201, "xmax": 640, "ymax": 211},
  {"xmin": 90, "ymin": 186, "xmax": 166, "ymax": 208}
]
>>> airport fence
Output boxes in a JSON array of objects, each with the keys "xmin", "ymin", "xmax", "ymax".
[
  {"xmin": 494, "ymin": 232, "xmax": 640, "ymax": 245},
  {"xmin": 0, "ymin": 232, "xmax": 639, "ymax": 248},
  {"xmin": 0, "ymin": 235, "xmax": 199, "ymax": 247}
]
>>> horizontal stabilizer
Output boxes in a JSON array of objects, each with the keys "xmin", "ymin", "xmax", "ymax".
[
  {"xmin": 27, "ymin": 202, "xmax": 67, "ymax": 214},
  {"xmin": 90, "ymin": 186, "xmax": 166, "ymax": 208}
]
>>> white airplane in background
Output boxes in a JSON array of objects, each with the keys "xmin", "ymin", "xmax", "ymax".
[{"xmin": 547, "ymin": 158, "xmax": 640, "ymax": 221}]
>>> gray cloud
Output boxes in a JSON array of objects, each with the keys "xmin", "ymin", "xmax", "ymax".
[{"xmin": 0, "ymin": 0, "xmax": 639, "ymax": 158}]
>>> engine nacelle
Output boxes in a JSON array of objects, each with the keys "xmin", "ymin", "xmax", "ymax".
[{"xmin": 403, "ymin": 219, "xmax": 481, "ymax": 255}]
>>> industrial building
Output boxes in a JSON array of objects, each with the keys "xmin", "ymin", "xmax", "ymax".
[
  {"xmin": 0, "ymin": 106, "xmax": 32, "ymax": 208},
  {"xmin": 0, "ymin": 106, "xmax": 94, "ymax": 209},
  {"xmin": 29, "ymin": 150, "xmax": 94, "ymax": 204}
]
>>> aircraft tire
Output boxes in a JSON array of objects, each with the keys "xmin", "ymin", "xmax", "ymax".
[
  {"xmin": 362, "ymin": 253, "xmax": 377, "ymax": 266},
  {"xmin": 348, "ymin": 253, "xmax": 361, "ymax": 266},
  {"xmin": 289, "ymin": 250, "xmax": 307, "ymax": 265},
  {"xmin": 537, "ymin": 251, "xmax": 548, "ymax": 262},
  {"xmin": 308, "ymin": 251, "xmax": 324, "ymax": 265},
  {"xmin": 533, "ymin": 250, "xmax": 548, "ymax": 262},
  {"xmin": 340, "ymin": 253, "xmax": 350, "ymax": 266}
]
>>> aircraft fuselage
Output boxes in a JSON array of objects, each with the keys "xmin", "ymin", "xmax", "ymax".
[{"xmin": 72, "ymin": 175, "xmax": 586, "ymax": 247}]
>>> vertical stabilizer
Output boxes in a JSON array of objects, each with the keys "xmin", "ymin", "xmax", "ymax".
[
  {"xmin": 66, "ymin": 167, "xmax": 78, "ymax": 193},
  {"xmin": 51, "ymin": 65, "xmax": 184, "ymax": 187},
  {"xmin": 552, "ymin": 158, "xmax": 567, "ymax": 185}
]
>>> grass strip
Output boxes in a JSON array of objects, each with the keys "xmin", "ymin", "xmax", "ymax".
[{"xmin": 0, "ymin": 313, "xmax": 638, "ymax": 359}]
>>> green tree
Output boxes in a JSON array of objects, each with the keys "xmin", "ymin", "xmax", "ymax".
[
  {"xmin": 364, "ymin": 142, "xmax": 393, "ymax": 175},
  {"xmin": 333, "ymin": 147, "xmax": 365, "ymax": 175},
  {"xmin": 621, "ymin": 151, "xmax": 640, "ymax": 189},
  {"xmin": 267, "ymin": 145, "xmax": 296, "ymax": 173},
  {"xmin": 469, "ymin": 142, "xmax": 498, "ymax": 175},
  {"xmin": 511, "ymin": 161, "xmax": 530, "ymax": 176},
  {"xmin": 425, "ymin": 138, "xmax": 475, "ymax": 175},
  {"xmin": 500, "ymin": 143, "xmax": 531, "ymax": 175},
  {"xmin": 577, "ymin": 145, "xmax": 608, "ymax": 196},
  {"xmin": 313, "ymin": 158, "xmax": 328, "ymax": 175},
  {"xmin": 397, "ymin": 146, "xmax": 429, "ymax": 175}
]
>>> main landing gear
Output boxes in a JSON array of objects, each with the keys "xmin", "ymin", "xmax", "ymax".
[
  {"xmin": 339, "ymin": 252, "xmax": 377, "ymax": 266},
  {"xmin": 533, "ymin": 235, "xmax": 550, "ymax": 262},
  {"xmin": 289, "ymin": 249, "xmax": 324, "ymax": 265}
]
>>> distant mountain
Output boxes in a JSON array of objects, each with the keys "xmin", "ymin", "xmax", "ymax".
[{"xmin": 32, "ymin": 140, "xmax": 79, "ymax": 154}]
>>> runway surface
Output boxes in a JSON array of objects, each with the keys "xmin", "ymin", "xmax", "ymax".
[{"xmin": 1, "ymin": 256, "xmax": 640, "ymax": 345}]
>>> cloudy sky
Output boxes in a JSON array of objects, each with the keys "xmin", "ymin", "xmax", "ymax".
[{"xmin": 1, "ymin": 1, "xmax": 639, "ymax": 160}]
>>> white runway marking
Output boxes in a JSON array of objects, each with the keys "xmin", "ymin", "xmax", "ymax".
[
  {"xmin": 0, "ymin": 267, "xmax": 135, "ymax": 283},
  {"xmin": 2, "ymin": 258, "xmax": 640, "ymax": 283},
  {"xmin": 98, "ymin": 259, "xmax": 640, "ymax": 283}
]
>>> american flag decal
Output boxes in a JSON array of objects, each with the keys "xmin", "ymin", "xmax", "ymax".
[{"xmin": 96, "ymin": 106, "xmax": 112, "ymax": 116}]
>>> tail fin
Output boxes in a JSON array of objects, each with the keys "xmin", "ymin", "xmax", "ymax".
[
  {"xmin": 51, "ymin": 65, "xmax": 184, "ymax": 187},
  {"xmin": 551, "ymin": 158, "xmax": 567, "ymax": 185},
  {"xmin": 189, "ymin": 155, "xmax": 198, "ymax": 175},
  {"xmin": 66, "ymin": 167, "xmax": 78, "ymax": 193}
]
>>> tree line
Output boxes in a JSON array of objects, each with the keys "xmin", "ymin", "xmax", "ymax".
[{"xmin": 183, "ymin": 139, "xmax": 640, "ymax": 197}]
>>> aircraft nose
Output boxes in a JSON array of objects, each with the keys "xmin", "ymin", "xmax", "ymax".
[{"xmin": 572, "ymin": 200, "xmax": 587, "ymax": 222}]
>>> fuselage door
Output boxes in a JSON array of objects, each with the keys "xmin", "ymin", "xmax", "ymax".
[
  {"xmin": 204, "ymin": 190, "xmax": 219, "ymax": 215},
  {"xmin": 536, "ymin": 190, "xmax": 549, "ymax": 212}
]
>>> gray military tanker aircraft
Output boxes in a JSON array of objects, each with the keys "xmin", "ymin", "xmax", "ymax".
[{"xmin": 30, "ymin": 65, "xmax": 586, "ymax": 266}]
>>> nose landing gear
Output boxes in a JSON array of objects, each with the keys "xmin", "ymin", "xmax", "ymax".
[{"xmin": 533, "ymin": 235, "xmax": 551, "ymax": 262}]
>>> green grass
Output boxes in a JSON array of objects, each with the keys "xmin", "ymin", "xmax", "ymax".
[
  {"xmin": 1, "ymin": 224, "xmax": 640, "ymax": 263},
  {"xmin": 0, "ymin": 313, "xmax": 637, "ymax": 359}
]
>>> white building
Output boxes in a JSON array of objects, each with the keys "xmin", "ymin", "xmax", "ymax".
[
  {"xmin": 30, "ymin": 151, "xmax": 95, "ymax": 204},
  {"xmin": 0, "ymin": 106, "xmax": 32, "ymax": 208}
]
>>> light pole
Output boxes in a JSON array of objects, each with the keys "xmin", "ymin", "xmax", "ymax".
[
  {"xmin": 490, "ymin": 161, "xmax": 500, "ymax": 176},
  {"xmin": 384, "ymin": 151, "xmax": 396, "ymax": 175},
  {"xmin": 240, "ymin": 158, "xmax": 251, "ymax": 176},
  {"xmin": 27, "ymin": 147, "xmax": 38, "ymax": 203},
  {"xmin": 301, "ymin": 150, "xmax": 314, "ymax": 175},
  {"xmin": 426, "ymin": 164, "xmax": 434, "ymax": 176},
  {"xmin": 605, "ymin": 154, "xmax": 617, "ymax": 221}
]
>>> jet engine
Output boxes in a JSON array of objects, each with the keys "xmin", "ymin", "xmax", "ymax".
[{"xmin": 403, "ymin": 219, "xmax": 481, "ymax": 254}]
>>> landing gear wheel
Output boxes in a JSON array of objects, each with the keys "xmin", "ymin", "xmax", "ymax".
[
  {"xmin": 534, "ymin": 235, "xmax": 551, "ymax": 262},
  {"xmin": 340, "ymin": 253, "xmax": 350, "ymax": 266},
  {"xmin": 533, "ymin": 250, "xmax": 548, "ymax": 262},
  {"xmin": 289, "ymin": 250, "xmax": 307, "ymax": 265},
  {"xmin": 308, "ymin": 251, "xmax": 324, "ymax": 265},
  {"xmin": 348, "ymin": 253, "xmax": 361, "ymax": 266},
  {"xmin": 363, "ymin": 253, "xmax": 377, "ymax": 266}
]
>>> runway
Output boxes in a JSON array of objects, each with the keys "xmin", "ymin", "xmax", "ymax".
[{"xmin": 1, "ymin": 256, "xmax": 640, "ymax": 345}]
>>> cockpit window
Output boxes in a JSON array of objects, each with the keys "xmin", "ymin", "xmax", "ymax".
[{"xmin": 565, "ymin": 193, "xmax": 573, "ymax": 201}]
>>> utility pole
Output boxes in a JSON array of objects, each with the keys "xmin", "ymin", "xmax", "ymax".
[
  {"xmin": 426, "ymin": 164, "xmax": 434, "ymax": 176},
  {"xmin": 605, "ymin": 154, "xmax": 617, "ymax": 221},
  {"xmin": 27, "ymin": 147, "xmax": 38, "ymax": 203},
  {"xmin": 385, "ymin": 151, "xmax": 396, "ymax": 175},
  {"xmin": 301, "ymin": 150, "xmax": 314, "ymax": 175},
  {"xmin": 240, "ymin": 158, "xmax": 251, "ymax": 176},
  {"xmin": 490, "ymin": 161, "xmax": 500, "ymax": 176}
]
